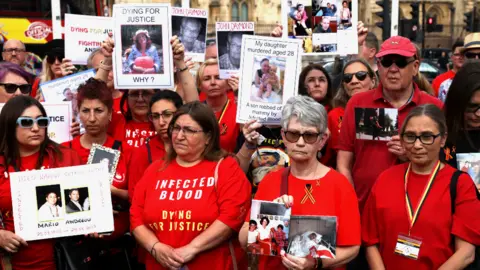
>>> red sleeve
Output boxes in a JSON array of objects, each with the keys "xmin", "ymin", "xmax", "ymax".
[
  {"xmin": 337, "ymin": 98, "xmax": 356, "ymax": 152},
  {"xmin": 336, "ymin": 175, "xmax": 361, "ymax": 246},
  {"xmin": 361, "ymin": 183, "xmax": 380, "ymax": 246},
  {"xmin": 451, "ymin": 173, "xmax": 480, "ymax": 245},
  {"xmin": 31, "ymin": 77, "xmax": 40, "ymax": 99},
  {"xmin": 216, "ymin": 157, "xmax": 252, "ymax": 232},
  {"xmin": 130, "ymin": 162, "xmax": 158, "ymax": 231},
  {"xmin": 108, "ymin": 113, "xmax": 126, "ymax": 141},
  {"xmin": 327, "ymin": 110, "xmax": 339, "ymax": 148},
  {"xmin": 58, "ymin": 147, "xmax": 82, "ymax": 166},
  {"xmin": 431, "ymin": 75, "xmax": 442, "ymax": 97},
  {"xmin": 127, "ymin": 147, "xmax": 149, "ymax": 203}
]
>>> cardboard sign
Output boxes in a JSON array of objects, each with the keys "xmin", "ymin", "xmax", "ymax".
[{"xmin": 40, "ymin": 69, "xmax": 96, "ymax": 103}]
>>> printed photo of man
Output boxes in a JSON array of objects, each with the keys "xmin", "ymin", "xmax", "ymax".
[
  {"xmin": 219, "ymin": 32, "xmax": 244, "ymax": 70},
  {"xmin": 177, "ymin": 17, "xmax": 206, "ymax": 53},
  {"xmin": 66, "ymin": 189, "xmax": 83, "ymax": 214}
]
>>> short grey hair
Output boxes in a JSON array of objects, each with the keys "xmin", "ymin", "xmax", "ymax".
[
  {"xmin": 281, "ymin": 96, "xmax": 327, "ymax": 133},
  {"xmin": 86, "ymin": 47, "xmax": 102, "ymax": 68}
]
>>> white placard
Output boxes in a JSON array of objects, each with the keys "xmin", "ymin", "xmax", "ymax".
[
  {"xmin": 65, "ymin": 14, "xmax": 114, "ymax": 65},
  {"xmin": 236, "ymin": 36, "xmax": 302, "ymax": 125},
  {"xmin": 216, "ymin": 22, "xmax": 255, "ymax": 79},
  {"xmin": 112, "ymin": 4, "xmax": 174, "ymax": 89},
  {"xmin": 171, "ymin": 7, "xmax": 208, "ymax": 63},
  {"xmin": 282, "ymin": 0, "xmax": 358, "ymax": 55},
  {"xmin": 0, "ymin": 102, "xmax": 73, "ymax": 144},
  {"xmin": 40, "ymin": 69, "xmax": 96, "ymax": 103},
  {"xmin": 9, "ymin": 163, "xmax": 114, "ymax": 241}
]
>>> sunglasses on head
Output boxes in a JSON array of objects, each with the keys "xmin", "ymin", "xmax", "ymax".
[
  {"xmin": 379, "ymin": 57, "xmax": 415, "ymax": 68},
  {"xmin": 0, "ymin": 83, "xmax": 32, "ymax": 94},
  {"xmin": 464, "ymin": 52, "xmax": 480, "ymax": 59},
  {"xmin": 16, "ymin": 117, "xmax": 50, "ymax": 129},
  {"xmin": 343, "ymin": 71, "xmax": 369, "ymax": 83},
  {"xmin": 46, "ymin": 54, "xmax": 64, "ymax": 64}
]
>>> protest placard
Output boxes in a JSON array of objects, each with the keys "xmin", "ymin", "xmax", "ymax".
[
  {"xmin": 40, "ymin": 69, "xmax": 95, "ymax": 103},
  {"xmin": 0, "ymin": 102, "xmax": 73, "ymax": 144},
  {"xmin": 87, "ymin": 144, "xmax": 121, "ymax": 184},
  {"xmin": 216, "ymin": 22, "xmax": 255, "ymax": 79},
  {"xmin": 282, "ymin": 0, "xmax": 358, "ymax": 55},
  {"xmin": 236, "ymin": 35, "xmax": 302, "ymax": 125},
  {"xmin": 112, "ymin": 4, "xmax": 174, "ymax": 89},
  {"xmin": 65, "ymin": 14, "xmax": 113, "ymax": 65},
  {"xmin": 9, "ymin": 163, "xmax": 114, "ymax": 241},
  {"xmin": 171, "ymin": 7, "xmax": 208, "ymax": 62}
]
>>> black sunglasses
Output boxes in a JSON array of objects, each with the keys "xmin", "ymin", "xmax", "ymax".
[
  {"xmin": 464, "ymin": 52, "xmax": 480, "ymax": 59},
  {"xmin": 46, "ymin": 54, "xmax": 64, "ymax": 64},
  {"xmin": 0, "ymin": 83, "xmax": 32, "ymax": 94},
  {"xmin": 343, "ymin": 71, "xmax": 369, "ymax": 83},
  {"xmin": 379, "ymin": 57, "xmax": 416, "ymax": 69},
  {"xmin": 283, "ymin": 130, "xmax": 322, "ymax": 144}
]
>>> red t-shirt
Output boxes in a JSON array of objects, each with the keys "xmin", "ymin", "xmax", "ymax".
[
  {"xmin": 432, "ymin": 70, "xmax": 455, "ymax": 99},
  {"xmin": 199, "ymin": 90, "xmax": 236, "ymax": 103},
  {"xmin": 336, "ymin": 84, "xmax": 443, "ymax": 211},
  {"xmin": 108, "ymin": 113, "xmax": 155, "ymax": 149},
  {"xmin": 62, "ymin": 135, "xmax": 130, "ymax": 239},
  {"xmin": 112, "ymin": 95, "xmax": 124, "ymax": 115},
  {"xmin": 213, "ymin": 100, "xmax": 240, "ymax": 153},
  {"xmin": 130, "ymin": 157, "xmax": 251, "ymax": 270},
  {"xmin": 252, "ymin": 168, "xmax": 361, "ymax": 270},
  {"xmin": 322, "ymin": 107, "xmax": 345, "ymax": 167},
  {"xmin": 0, "ymin": 148, "xmax": 81, "ymax": 270},
  {"xmin": 362, "ymin": 163, "xmax": 480, "ymax": 270}
]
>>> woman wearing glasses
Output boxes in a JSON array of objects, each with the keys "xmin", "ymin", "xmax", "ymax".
[
  {"xmin": 442, "ymin": 61, "xmax": 480, "ymax": 191},
  {"xmin": 130, "ymin": 101, "xmax": 251, "ymax": 270},
  {"xmin": 0, "ymin": 95, "xmax": 81, "ymax": 269},
  {"xmin": 363, "ymin": 104, "xmax": 480, "ymax": 270},
  {"xmin": 0, "ymin": 62, "xmax": 33, "ymax": 103},
  {"xmin": 239, "ymin": 96, "xmax": 361, "ymax": 270}
]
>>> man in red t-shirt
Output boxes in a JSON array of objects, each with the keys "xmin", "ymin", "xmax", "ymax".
[{"xmin": 431, "ymin": 41, "xmax": 464, "ymax": 101}]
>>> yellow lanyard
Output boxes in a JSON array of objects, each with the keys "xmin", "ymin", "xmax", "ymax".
[{"xmin": 217, "ymin": 99, "xmax": 229, "ymax": 124}]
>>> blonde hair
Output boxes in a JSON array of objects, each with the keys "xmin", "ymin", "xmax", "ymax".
[
  {"xmin": 196, "ymin": 58, "xmax": 219, "ymax": 90},
  {"xmin": 39, "ymin": 56, "xmax": 55, "ymax": 84}
]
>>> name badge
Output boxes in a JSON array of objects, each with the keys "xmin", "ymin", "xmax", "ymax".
[{"xmin": 394, "ymin": 234, "xmax": 422, "ymax": 260}]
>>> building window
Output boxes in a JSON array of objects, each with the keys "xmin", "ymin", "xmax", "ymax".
[
  {"xmin": 231, "ymin": 1, "xmax": 248, "ymax": 21},
  {"xmin": 232, "ymin": 2, "xmax": 239, "ymax": 21},
  {"xmin": 241, "ymin": 2, "xmax": 248, "ymax": 21}
]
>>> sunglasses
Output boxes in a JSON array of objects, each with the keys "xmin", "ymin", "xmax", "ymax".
[
  {"xmin": 379, "ymin": 57, "xmax": 415, "ymax": 68},
  {"xmin": 46, "ymin": 54, "xmax": 64, "ymax": 64},
  {"xmin": 343, "ymin": 71, "xmax": 369, "ymax": 83},
  {"xmin": 283, "ymin": 130, "xmax": 321, "ymax": 144},
  {"xmin": 464, "ymin": 52, "xmax": 480, "ymax": 59},
  {"xmin": 0, "ymin": 83, "xmax": 32, "ymax": 94},
  {"xmin": 16, "ymin": 117, "xmax": 50, "ymax": 128}
]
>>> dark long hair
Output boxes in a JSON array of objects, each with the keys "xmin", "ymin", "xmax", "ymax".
[
  {"xmin": 164, "ymin": 101, "xmax": 226, "ymax": 166},
  {"xmin": 0, "ymin": 96, "xmax": 63, "ymax": 170},
  {"xmin": 298, "ymin": 64, "xmax": 333, "ymax": 108},
  {"xmin": 149, "ymin": 90, "xmax": 183, "ymax": 113},
  {"xmin": 444, "ymin": 61, "xmax": 480, "ymax": 145},
  {"xmin": 401, "ymin": 104, "xmax": 447, "ymax": 137},
  {"xmin": 120, "ymin": 89, "xmax": 160, "ymax": 121}
]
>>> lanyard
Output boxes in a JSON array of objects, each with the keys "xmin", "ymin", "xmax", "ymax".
[
  {"xmin": 404, "ymin": 160, "xmax": 441, "ymax": 235},
  {"xmin": 217, "ymin": 99, "xmax": 229, "ymax": 124}
]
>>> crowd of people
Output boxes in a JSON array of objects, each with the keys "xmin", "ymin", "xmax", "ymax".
[{"xmin": 0, "ymin": 15, "xmax": 479, "ymax": 270}]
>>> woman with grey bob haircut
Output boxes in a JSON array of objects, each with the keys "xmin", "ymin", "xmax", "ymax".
[{"xmin": 280, "ymin": 95, "xmax": 328, "ymax": 134}]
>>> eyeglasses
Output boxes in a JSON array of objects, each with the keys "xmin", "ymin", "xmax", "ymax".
[
  {"xmin": 379, "ymin": 57, "xmax": 416, "ymax": 69},
  {"xmin": 283, "ymin": 130, "xmax": 321, "ymax": 144},
  {"xmin": 3, "ymin": 48, "xmax": 26, "ymax": 54},
  {"xmin": 466, "ymin": 103, "xmax": 480, "ymax": 114},
  {"xmin": 46, "ymin": 54, "xmax": 64, "ymax": 64},
  {"xmin": 401, "ymin": 133, "xmax": 441, "ymax": 145},
  {"xmin": 452, "ymin": 53, "xmax": 463, "ymax": 57},
  {"xmin": 128, "ymin": 91, "xmax": 154, "ymax": 101},
  {"xmin": 148, "ymin": 110, "xmax": 176, "ymax": 121},
  {"xmin": 343, "ymin": 71, "xmax": 369, "ymax": 83},
  {"xmin": 464, "ymin": 52, "xmax": 480, "ymax": 59},
  {"xmin": 171, "ymin": 125, "xmax": 204, "ymax": 136},
  {"xmin": 0, "ymin": 83, "xmax": 32, "ymax": 94},
  {"xmin": 16, "ymin": 117, "xmax": 50, "ymax": 128}
]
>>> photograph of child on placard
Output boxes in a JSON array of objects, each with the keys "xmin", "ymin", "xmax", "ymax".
[
  {"xmin": 36, "ymin": 184, "xmax": 63, "ymax": 222},
  {"xmin": 250, "ymin": 56, "xmax": 285, "ymax": 104},
  {"xmin": 120, "ymin": 25, "xmax": 163, "ymax": 74},
  {"xmin": 287, "ymin": 0, "xmax": 313, "ymax": 37},
  {"xmin": 355, "ymin": 108, "xmax": 399, "ymax": 141},
  {"xmin": 457, "ymin": 153, "xmax": 480, "ymax": 185},
  {"xmin": 338, "ymin": 0, "xmax": 352, "ymax": 29}
]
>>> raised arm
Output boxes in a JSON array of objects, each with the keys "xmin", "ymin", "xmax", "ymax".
[{"xmin": 171, "ymin": 35, "xmax": 199, "ymax": 103}]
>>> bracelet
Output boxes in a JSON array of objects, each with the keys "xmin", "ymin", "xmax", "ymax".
[
  {"xmin": 99, "ymin": 60, "xmax": 112, "ymax": 71},
  {"xmin": 175, "ymin": 66, "xmax": 188, "ymax": 73},
  {"xmin": 150, "ymin": 241, "xmax": 160, "ymax": 256}
]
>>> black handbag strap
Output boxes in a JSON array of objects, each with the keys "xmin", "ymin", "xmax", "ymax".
[
  {"xmin": 281, "ymin": 167, "xmax": 290, "ymax": 196},
  {"xmin": 112, "ymin": 140, "xmax": 122, "ymax": 150},
  {"xmin": 146, "ymin": 141, "xmax": 152, "ymax": 164},
  {"xmin": 450, "ymin": 170, "xmax": 480, "ymax": 215}
]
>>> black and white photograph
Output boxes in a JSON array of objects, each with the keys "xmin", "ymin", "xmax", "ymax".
[
  {"xmin": 287, "ymin": 216, "xmax": 337, "ymax": 259},
  {"xmin": 250, "ymin": 56, "xmax": 286, "ymax": 105},
  {"xmin": 36, "ymin": 184, "xmax": 63, "ymax": 222},
  {"xmin": 355, "ymin": 108, "xmax": 399, "ymax": 141},
  {"xmin": 87, "ymin": 144, "xmax": 121, "ymax": 183},
  {"xmin": 171, "ymin": 7, "xmax": 208, "ymax": 62},
  {"xmin": 248, "ymin": 200, "xmax": 291, "ymax": 257},
  {"xmin": 217, "ymin": 31, "xmax": 252, "ymax": 72},
  {"xmin": 286, "ymin": 0, "xmax": 313, "ymax": 37},
  {"xmin": 64, "ymin": 187, "xmax": 90, "ymax": 214},
  {"xmin": 457, "ymin": 153, "xmax": 480, "ymax": 185}
]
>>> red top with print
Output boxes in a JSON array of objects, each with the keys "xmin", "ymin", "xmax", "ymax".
[
  {"xmin": 107, "ymin": 113, "xmax": 155, "ymax": 149},
  {"xmin": 362, "ymin": 164, "xmax": 480, "ymax": 270},
  {"xmin": 130, "ymin": 157, "xmax": 251, "ymax": 270},
  {"xmin": 251, "ymin": 168, "xmax": 361, "ymax": 270},
  {"xmin": 0, "ymin": 148, "xmax": 81, "ymax": 270},
  {"xmin": 336, "ymin": 84, "xmax": 443, "ymax": 211},
  {"xmin": 213, "ymin": 100, "xmax": 240, "ymax": 153}
]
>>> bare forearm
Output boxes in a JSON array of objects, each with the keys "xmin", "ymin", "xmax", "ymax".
[
  {"xmin": 111, "ymin": 188, "xmax": 129, "ymax": 201},
  {"xmin": 235, "ymin": 145, "xmax": 255, "ymax": 173},
  {"xmin": 95, "ymin": 57, "xmax": 111, "ymax": 82},
  {"xmin": 439, "ymin": 238, "xmax": 475, "ymax": 270},
  {"xmin": 132, "ymin": 225, "xmax": 160, "ymax": 253},
  {"xmin": 322, "ymin": 246, "xmax": 359, "ymax": 268},
  {"xmin": 337, "ymin": 150, "xmax": 354, "ymax": 186},
  {"xmin": 189, "ymin": 220, "xmax": 233, "ymax": 253},
  {"xmin": 366, "ymin": 245, "xmax": 386, "ymax": 270},
  {"xmin": 238, "ymin": 222, "xmax": 249, "ymax": 250}
]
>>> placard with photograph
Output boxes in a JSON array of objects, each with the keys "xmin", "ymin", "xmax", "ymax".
[
  {"xmin": 236, "ymin": 35, "xmax": 302, "ymax": 125},
  {"xmin": 354, "ymin": 108, "xmax": 399, "ymax": 141},
  {"xmin": 248, "ymin": 200, "xmax": 291, "ymax": 256},
  {"xmin": 65, "ymin": 14, "xmax": 114, "ymax": 65},
  {"xmin": 112, "ymin": 4, "xmax": 174, "ymax": 89},
  {"xmin": 457, "ymin": 153, "xmax": 480, "ymax": 185},
  {"xmin": 288, "ymin": 216, "xmax": 337, "ymax": 259},
  {"xmin": 86, "ymin": 144, "xmax": 121, "ymax": 184},
  {"xmin": 0, "ymin": 102, "xmax": 73, "ymax": 144},
  {"xmin": 9, "ymin": 163, "xmax": 114, "ymax": 241},
  {"xmin": 216, "ymin": 22, "xmax": 255, "ymax": 79},
  {"xmin": 171, "ymin": 7, "xmax": 208, "ymax": 63}
]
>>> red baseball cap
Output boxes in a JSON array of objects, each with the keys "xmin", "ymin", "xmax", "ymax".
[{"xmin": 376, "ymin": 36, "xmax": 417, "ymax": 58}]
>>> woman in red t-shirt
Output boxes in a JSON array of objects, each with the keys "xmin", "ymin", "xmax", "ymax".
[
  {"xmin": 362, "ymin": 104, "xmax": 480, "ymax": 270},
  {"xmin": 130, "ymin": 101, "xmax": 251, "ymax": 270},
  {"xmin": 239, "ymin": 95, "xmax": 361, "ymax": 270},
  {"xmin": 325, "ymin": 59, "xmax": 377, "ymax": 167},
  {"xmin": 0, "ymin": 95, "xmax": 81, "ymax": 270},
  {"xmin": 62, "ymin": 78, "xmax": 130, "ymax": 241}
]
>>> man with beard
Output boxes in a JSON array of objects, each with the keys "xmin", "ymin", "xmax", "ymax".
[
  {"xmin": 219, "ymin": 32, "xmax": 243, "ymax": 70},
  {"xmin": 178, "ymin": 17, "xmax": 205, "ymax": 53}
]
